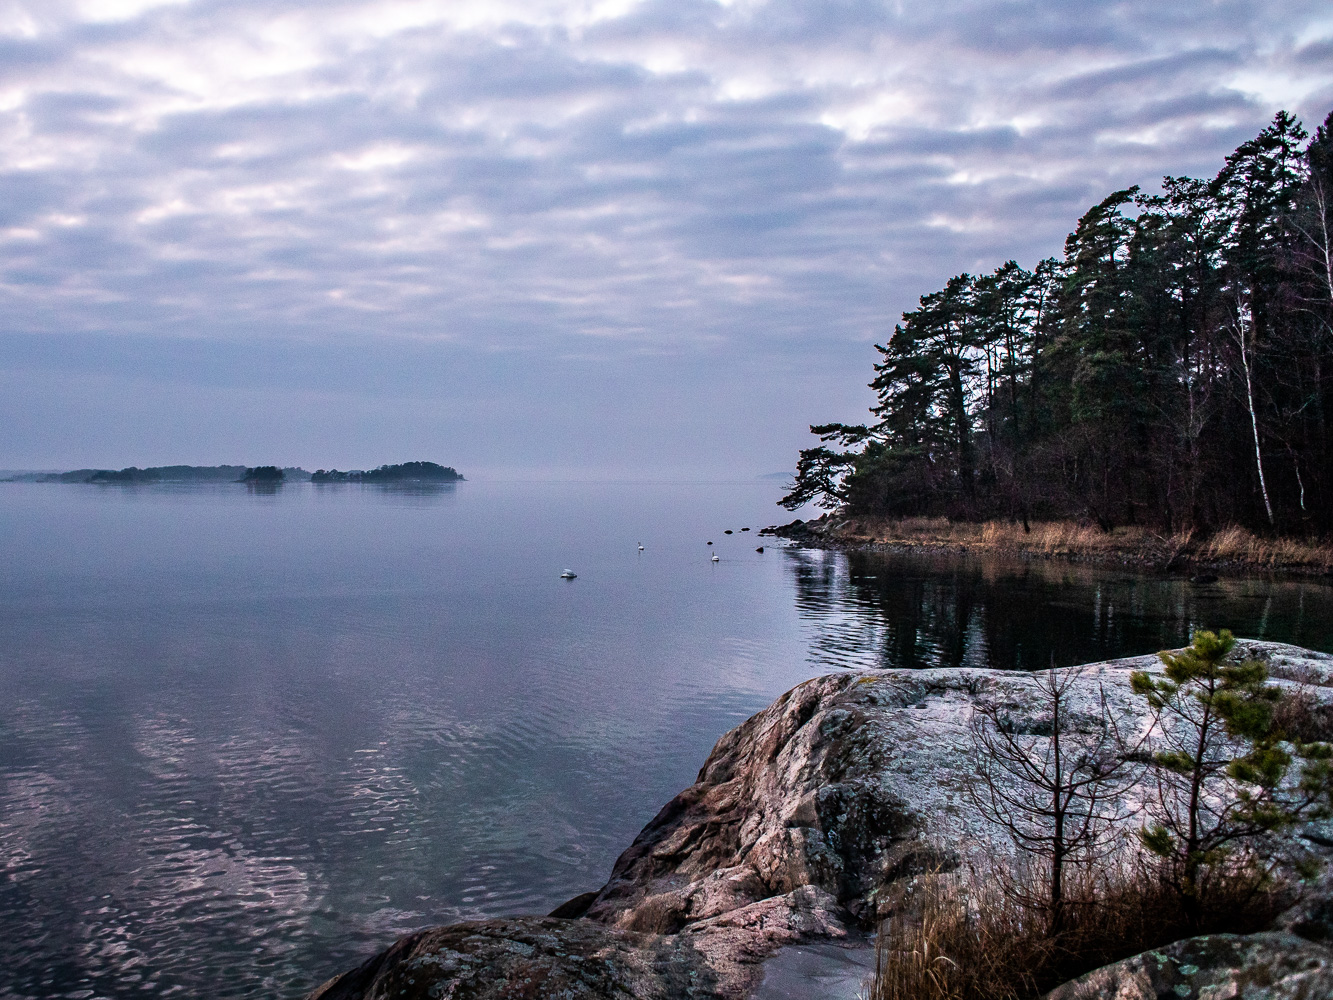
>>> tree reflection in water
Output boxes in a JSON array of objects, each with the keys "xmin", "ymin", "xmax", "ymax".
[{"xmin": 785, "ymin": 548, "xmax": 1333, "ymax": 672}]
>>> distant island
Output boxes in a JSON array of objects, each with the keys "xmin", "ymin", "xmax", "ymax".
[
  {"xmin": 4, "ymin": 465, "xmax": 309, "ymax": 484},
  {"xmin": 2, "ymin": 461, "xmax": 464, "ymax": 485},
  {"xmin": 239, "ymin": 466, "xmax": 285, "ymax": 483},
  {"xmin": 311, "ymin": 462, "xmax": 464, "ymax": 483}
]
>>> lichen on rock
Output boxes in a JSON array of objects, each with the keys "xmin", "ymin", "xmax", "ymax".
[{"xmin": 1043, "ymin": 932, "xmax": 1333, "ymax": 1000}]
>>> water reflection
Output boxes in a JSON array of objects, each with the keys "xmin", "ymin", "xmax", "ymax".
[
  {"xmin": 787, "ymin": 548, "xmax": 1333, "ymax": 672},
  {"xmin": 0, "ymin": 480, "xmax": 812, "ymax": 1000},
  {"xmin": 310, "ymin": 481, "xmax": 458, "ymax": 507}
]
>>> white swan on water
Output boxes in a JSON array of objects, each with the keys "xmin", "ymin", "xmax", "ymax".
[
  {"xmin": 560, "ymin": 569, "xmax": 577, "ymax": 579},
  {"xmin": 711, "ymin": 553, "xmax": 719, "ymax": 562},
  {"xmin": 638, "ymin": 543, "xmax": 644, "ymax": 551}
]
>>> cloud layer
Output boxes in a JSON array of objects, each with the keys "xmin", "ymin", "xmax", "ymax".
[{"xmin": 1, "ymin": 0, "xmax": 1330, "ymax": 474}]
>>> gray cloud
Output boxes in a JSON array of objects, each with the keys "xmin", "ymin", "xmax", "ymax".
[{"xmin": 0, "ymin": 0, "xmax": 1329, "ymax": 474}]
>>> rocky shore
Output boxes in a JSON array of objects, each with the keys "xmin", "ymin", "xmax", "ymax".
[{"xmin": 307, "ymin": 642, "xmax": 1333, "ymax": 1000}]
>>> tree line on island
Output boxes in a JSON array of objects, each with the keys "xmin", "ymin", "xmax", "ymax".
[
  {"xmin": 784, "ymin": 110, "xmax": 1333, "ymax": 538},
  {"xmin": 4, "ymin": 461, "xmax": 463, "ymax": 484},
  {"xmin": 309, "ymin": 461, "xmax": 463, "ymax": 483}
]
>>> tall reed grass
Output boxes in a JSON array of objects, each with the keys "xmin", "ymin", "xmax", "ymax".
[
  {"xmin": 1193, "ymin": 525, "xmax": 1333, "ymax": 567},
  {"xmin": 838, "ymin": 517, "xmax": 1333, "ymax": 570},
  {"xmin": 864, "ymin": 855, "xmax": 1290, "ymax": 1000}
]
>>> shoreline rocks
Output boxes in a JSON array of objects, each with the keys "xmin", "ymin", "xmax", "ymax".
[{"xmin": 307, "ymin": 642, "xmax": 1333, "ymax": 1000}]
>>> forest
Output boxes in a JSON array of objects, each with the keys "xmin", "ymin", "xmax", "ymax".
[{"xmin": 783, "ymin": 110, "xmax": 1333, "ymax": 537}]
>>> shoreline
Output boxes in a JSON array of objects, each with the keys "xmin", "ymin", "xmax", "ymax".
[{"xmin": 762, "ymin": 514, "xmax": 1333, "ymax": 581}]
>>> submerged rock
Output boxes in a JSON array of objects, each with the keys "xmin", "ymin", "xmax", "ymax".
[{"xmin": 307, "ymin": 641, "xmax": 1333, "ymax": 1000}]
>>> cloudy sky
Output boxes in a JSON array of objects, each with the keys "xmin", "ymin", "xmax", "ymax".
[{"xmin": 1, "ymin": 0, "xmax": 1330, "ymax": 477}]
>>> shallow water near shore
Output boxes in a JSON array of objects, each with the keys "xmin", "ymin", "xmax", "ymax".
[{"xmin": 1, "ymin": 480, "xmax": 1331, "ymax": 1000}]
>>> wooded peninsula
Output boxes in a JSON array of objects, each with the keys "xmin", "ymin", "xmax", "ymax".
[{"xmin": 783, "ymin": 110, "xmax": 1333, "ymax": 545}]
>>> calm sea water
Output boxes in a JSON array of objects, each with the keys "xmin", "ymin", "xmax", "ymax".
[{"xmin": 1, "ymin": 480, "xmax": 1330, "ymax": 1000}]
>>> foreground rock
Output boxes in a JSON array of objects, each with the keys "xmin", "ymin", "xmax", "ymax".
[
  {"xmin": 1044, "ymin": 932, "xmax": 1333, "ymax": 1000},
  {"xmin": 306, "ymin": 916, "xmax": 716, "ymax": 1000},
  {"xmin": 309, "ymin": 641, "xmax": 1333, "ymax": 1000}
]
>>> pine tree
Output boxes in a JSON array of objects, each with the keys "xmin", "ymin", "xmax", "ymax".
[{"xmin": 1131, "ymin": 630, "xmax": 1332, "ymax": 929}]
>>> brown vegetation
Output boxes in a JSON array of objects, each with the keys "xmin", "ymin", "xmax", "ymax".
[
  {"xmin": 813, "ymin": 516, "xmax": 1333, "ymax": 575},
  {"xmin": 1272, "ymin": 682, "xmax": 1333, "ymax": 745},
  {"xmin": 867, "ymin": 857, "xmax": 1291, "ymax": 1000}
]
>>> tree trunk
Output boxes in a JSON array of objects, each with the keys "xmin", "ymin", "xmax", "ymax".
[{"xmin": 1233, "ymin": 294, "xmax": 1275, "ymax": 527}]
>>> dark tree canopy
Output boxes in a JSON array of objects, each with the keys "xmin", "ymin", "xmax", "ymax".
[
  {"xmin": 784, "ymin": 110, "xmax": 1333, "ymax": 536},
  {"xmin": 311, "ymin": 462, "xmax": 464, "ymax": 483}
]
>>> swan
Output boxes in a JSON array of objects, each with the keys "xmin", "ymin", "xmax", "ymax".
[
  {"xmin": 560, "ymin": 569, "xmax": 577, "ymax": 579},
  {"xmin": 711, "ymin": 553, "xmax": 719, "ymax": 562},
  {"xmin": 638, "ymin": 543, "xmax": 644, "ymax": 551}
]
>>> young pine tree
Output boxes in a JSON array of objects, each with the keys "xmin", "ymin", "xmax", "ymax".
[{"xmin": 1131, "ymin": 629, "xmax": 1333, "ymax": 929}]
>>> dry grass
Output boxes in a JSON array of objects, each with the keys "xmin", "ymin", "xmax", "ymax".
[
  {"xmin": 1193, "ymin": 526, "xmax": 1333, "ymax": 568},
  {"xmin": 833, "ymin": 517, "xmax": 1333, "ymax": 573},
  {"xmin": 996, "ymin": 522, "xmax": 1155, "ymax": 556},
  {"xmin": 869, "ymin": 869, "xmax": 1045, "ymax": 1000},
  {"xmin": 1273, "ymin": 688, "xmax": 1333, "ymax": 744},
  {"xmin": 864, "ymin": 855, "xmax": 1291, "ymax": 1000},
  {"xmin": 893, "ymin": 516, "xmax": 956, "ymax": 535}
]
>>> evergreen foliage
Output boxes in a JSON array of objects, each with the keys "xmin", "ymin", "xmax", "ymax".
[
  {"xmin": 784, "ymin": 110, "xmax": 1333, "ymax": 534},
  {"xmin": 310, "ymin": 462, "xmax": 463, "ymax": 483},
  {"xmin": 1130, "ymin": 630, "xmax": 1333, "ymax": 929}
]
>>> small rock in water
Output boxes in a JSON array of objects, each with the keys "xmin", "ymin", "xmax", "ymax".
[
  {"xmin": 707, "ymin": 541, "xmax": 713, "ymax": 545},
  {"xmin": 756, "ymin": 546, "xmax": 764, "ymax": 553},
  {"xmin": 741, "ymin": 527, "xmax": 750, "ymax": 531},
  {"xmin": 725, "ymin": 530, "xmax": 733, "ymax": 534}
]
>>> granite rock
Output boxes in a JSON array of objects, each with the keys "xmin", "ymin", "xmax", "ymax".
[{"xmin": 1043, "ymin": 931, "xmax": 1333, "ymax": 1000}]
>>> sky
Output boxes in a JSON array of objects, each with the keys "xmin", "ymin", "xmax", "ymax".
[{"xmin": 0, "ymin": 0, "xmax": 1331, "ymax": 479}]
